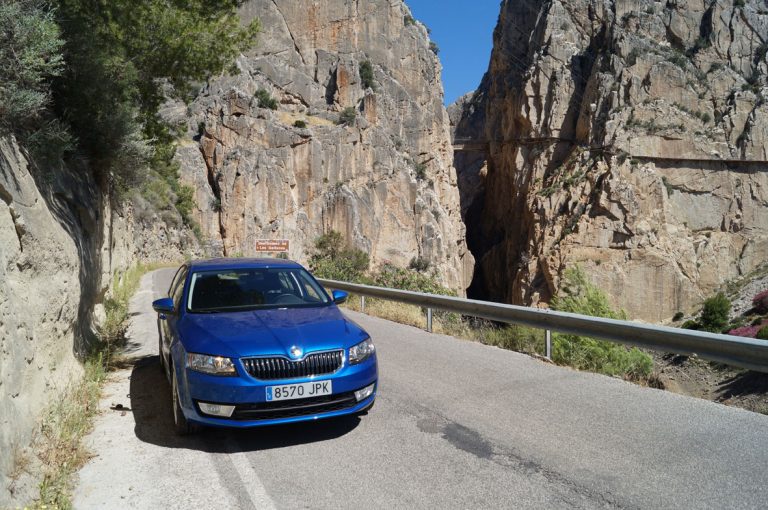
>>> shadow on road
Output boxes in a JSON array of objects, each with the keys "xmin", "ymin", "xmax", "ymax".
[{"xmin": 129, "ymin": 356, "xmax": 360, "ymax": 453}]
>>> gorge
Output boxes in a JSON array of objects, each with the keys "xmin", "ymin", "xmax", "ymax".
[{"xmin": 2, "ymin": 0, "xmax": 767, "ymax": 504}]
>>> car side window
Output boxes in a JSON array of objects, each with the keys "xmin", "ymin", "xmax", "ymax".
[
  {"xmin": 168, "ymin": 266, "xmax": 184, "ymax": 296},
  {"xmin": 171, "ymin": 267, "xmax": 188, "ymax": 309}
]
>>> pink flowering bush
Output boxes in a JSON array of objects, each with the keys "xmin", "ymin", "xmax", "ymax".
[
  {"xmin": 729, "ymin": 319, "xmax": 768, "ymax": 338},
  {"xmin": 752, "ymin": 290, "xmax": 768, "ymax": 313}
]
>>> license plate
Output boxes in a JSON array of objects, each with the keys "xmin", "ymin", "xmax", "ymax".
[{"xmin": 266, "ymin": 380, "xmax": 332, "ymax": 401}]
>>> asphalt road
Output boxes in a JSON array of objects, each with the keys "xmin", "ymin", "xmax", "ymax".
[{"xmin": 74, "ymin": 269, "xmax": 768, "ymax": 509}]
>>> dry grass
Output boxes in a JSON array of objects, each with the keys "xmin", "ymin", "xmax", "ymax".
[
  {"xmin": 342, "ymin": 295, "xmax": 547, "ymax": 356},
  {"xmin": 101, "ymin": 262, "xmax": 171, "ymax": 368},
  {"xmin": 35, "ymin": 356, "xmax": 106, "ymax": 510},
  {"xmin": 31, "ymin": 262, "xmax": 164, "ymax": 509}
]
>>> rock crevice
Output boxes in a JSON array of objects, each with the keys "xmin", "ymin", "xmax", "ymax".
[{"xmin": 455, "ymin": 0, "xmax": 768, "ymax": 321}]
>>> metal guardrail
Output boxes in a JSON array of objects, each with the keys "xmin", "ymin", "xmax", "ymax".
[{"xmin": 318, "ymin": 279, "xmax": 768, "ymax": 374}]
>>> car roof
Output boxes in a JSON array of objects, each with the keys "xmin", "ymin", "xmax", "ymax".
[{"xmin": 186, "ymin": 258, "xmax": 304, "ymax": 271}]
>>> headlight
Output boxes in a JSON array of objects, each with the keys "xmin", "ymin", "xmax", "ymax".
[
  {"xmin": 349, "ymin": 338, "xmax": 375, "ymax": 365},
  {"xmin": 187, "ymin": 353, "xmax": 237, "ymax": 376}
]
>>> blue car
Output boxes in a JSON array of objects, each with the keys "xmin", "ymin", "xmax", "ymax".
[{"xmin": 152, "ymin": 258, "xmax": 377, "ymax": 434}]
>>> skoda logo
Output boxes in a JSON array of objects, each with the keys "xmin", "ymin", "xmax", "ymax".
[{"xmin": 289, "ymin": 346, "xmax": 303, "ymax": 359}]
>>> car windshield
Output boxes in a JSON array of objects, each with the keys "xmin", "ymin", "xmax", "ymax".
[{"xmin": 186, "ymin": 267, "xmax": 332, "ymax": 313}]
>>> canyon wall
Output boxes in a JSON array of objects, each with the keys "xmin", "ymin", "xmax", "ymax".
[
  {"xmin": 0, "ymin": 136, "xmax": 194, "ymax": 505},
  {"xmin": 173, "ymin": 0, "xmax": 474, "ymax": 290},
  {"xmin": 456, "ymin": 0, "xmax": 768, "ymax": 321}
]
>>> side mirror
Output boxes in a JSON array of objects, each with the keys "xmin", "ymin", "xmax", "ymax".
[
  {"xmin": 152, "ymin": 297, "xmax": 176, "ymax": 315},
  {"xmin": 332, "ymin": 290, "xmax": 348, "ymax": 305}
]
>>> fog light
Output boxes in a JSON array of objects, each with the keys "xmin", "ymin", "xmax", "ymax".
[
  {"xmin": 354, "ymin": 383, "xmax": 375, "ymax": 402},
  {"xmin": 198, "ymin": 402, "xmax": 235, "ymax": 417}
]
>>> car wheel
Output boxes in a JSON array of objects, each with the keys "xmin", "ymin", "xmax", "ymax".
[{"xmin": 171, "ymin": 367, "xmax": 197, "ymax": 436}]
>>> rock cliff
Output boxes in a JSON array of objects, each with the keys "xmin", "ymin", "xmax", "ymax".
[
  {"xmin": 173, "ymin": 0, "xmax": 474, "ymax": 290},
  {"xmin": 0, "ymin": 136, "xmax": 194, "ymax": 505},
  {"xmin": 455, "ymin": 0, "xmax": 768, "ymax": 321}
]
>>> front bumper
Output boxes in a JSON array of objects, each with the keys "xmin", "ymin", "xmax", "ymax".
[{"xmin": 176, "ymin": 354, "xmax": 378, "ymax": 428}]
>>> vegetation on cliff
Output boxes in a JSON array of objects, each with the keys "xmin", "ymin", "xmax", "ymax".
[
  {"xmin": 551, "ymin": 268, "xmax": 653, "ymax": 380},
  {"xmin": 1, "ymin": 0, "xmax": 259, "ymax": 229}
]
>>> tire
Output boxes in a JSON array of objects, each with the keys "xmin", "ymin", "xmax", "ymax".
[
  {"xmin": 158, "ymin": 335, "xmax": 166, "ymax": 375},
  {"xmin": 171, "ymin": 367, "xmax": 197, "ymax": 435}
]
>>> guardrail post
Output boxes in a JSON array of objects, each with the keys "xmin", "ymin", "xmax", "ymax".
[
  {"xmin": 545, "ymin": 329, "xmax": 552, "ymax": 360},
  {"xmin": 426, "ymin": 308, "xmax": 433, "ymax": 333},
  {"xmin": 360, "ymin": 295, "xmax": 366, "ymax": 313}
]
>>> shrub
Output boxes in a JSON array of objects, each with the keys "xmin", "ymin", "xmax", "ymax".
[
  {"xmin": 682, "ymin": 319, "xmax": 701, "ymax": 330},
  {"xmin": 757, "ymin": 326, "xmax": 768, "ymax": 340},
  {"xmin": 551, "ymin": 266, "xmax": 653, "ymax": 380},
  {"xmin": 699, "ymin": 292, "xmax": 731, "ymax": 332},
  {"xmin": 309, "ymin": 231, "xmax": 369, "ymax": 282},
  {"xmin": 479, "ymin": 324, "xmax": 542, "ymax": 354},
  {"xmin": 53, "ymin": 0, "xmax": 259, "ymax": 184},
  {"xmin": 752, "ymin": 289, "xmax": 768, "ymax": 313},
  {"xmin": 409, "ymin": 256, "xmax": 431, "ymax": 272},
  {"xmin": 174, "ymin": 184, "xmax": 197, "ymax": 226},
  {"xmin": 373, "ymin": 263, "xmax": 453, "ymax": 295},
  {"xmin": 626, "ymin": 48, "xmax": 640, "ymax": 66},
  {"xmin": 414, "ymin": 162, "xmax": 427, "ymax": 180},
  {"xmin": 0, "ymin": 1, "xmax": 65, "ymax": 130},
  {"xmin": 255, "ymin": 89, "xmax": 278, "ymax": 110},
  {"xmin": 293, "ymin": 119, "xmax": 307, "ymax": 128},
  {"xmin": 338, "ymin": 107, "xmax": 357, "ymax": 126},
  {"xmin": 404, "ymin": 14, "xmax": 415, "ymax": 26},
  {"xmin": 731, "ymin": 320, "xmax": 768, "ymax": 338},
  {"xmin": 429, "ymin": 41, "xmax": 440, "ymax": 55},
  {"xmin": 672, "ymin": 311, "xmax": 685, "ymax": 321},
  {"xmin": 359, "ymin": 60, "xmax": 376, "ymax": 91}
]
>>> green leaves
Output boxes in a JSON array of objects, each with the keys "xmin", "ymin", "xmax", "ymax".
[
  {"xmin": 54, "ymin": 0, "xmax": 260, "ymax": 180},
  {"xmin": 551, "ymin": 266, "xmax": 653, "ymax": 380},
  {"xmin": 0, "ymin": 1, "xmax": 65, "ymax": 129}
]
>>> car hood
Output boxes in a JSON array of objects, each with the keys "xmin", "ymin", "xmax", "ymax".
[{"xmin": 178, "ymin": 305, "xmax": 369, "ymax": 358}]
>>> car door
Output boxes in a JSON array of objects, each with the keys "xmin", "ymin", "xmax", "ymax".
[{"xmin": 160, "ymin": 266, "xmax": 188, "ymax": 375}]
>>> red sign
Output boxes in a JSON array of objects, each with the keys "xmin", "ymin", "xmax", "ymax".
[{"xmin": 254, "ymin": 239, "xmax": 290, "ymax": 252}]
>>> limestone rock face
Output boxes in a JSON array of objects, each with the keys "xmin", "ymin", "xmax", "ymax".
[
  {"xmin": 174, "ymin": 0, "xmax": 473, "ymax": 290},
  {"xmin": 455, "ymin": 0, "xmax": 768, "ymax": 321},
  {"xmin": 0, "ymin": 136, "xmax": 195, "ymax": 506}
]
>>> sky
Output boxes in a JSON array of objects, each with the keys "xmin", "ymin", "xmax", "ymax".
[{"xmin": 404, "ymin": 0, "xmax": 500, "ymax": 105}]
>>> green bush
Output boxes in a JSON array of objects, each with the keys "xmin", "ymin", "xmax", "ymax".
[
  {"xmin": 0, "ymin": 1, "xmax": 64, "ymax": 130},
  {"xmin": 429, "ymin": 41, "xmax": 440, "ymax": 55},
  {"xmin": 53, "ymin": 0, "xmax": 259, "ymax": 183},
  {"xmin": 293, "ymin": 119, "xmax": 307, "ymax": 128},
  {"xmin": 409, "ymin": 256, "xmax": 430, "ymax": 272},
  {"xmin": 338, "ymin": 107, "xmax": 357, "ymax": 126},
  {"xmin": 256, "ymin": 88, "xmax": 278, "ymax": 110},
  {"xmin": 551, "ymin": 266, "xmax": 653, "ymax": 380},
  {"xmin": 672, "ymin": 311, "xmax": 685, "ymax": 322},
  {"xmin": 359, "ymin": 60, "xmax": 376, "ymax": 91},
  {"xmin": 682, "ymin": 319, "xmax": 701, "ymax": 330},
  {"xmin": 404, "ymin": 14, "xmax": 415, "ymax": 26},
  {"xmin": 309, "ymin": 231, "xmax": 370, "ymax": 282},
  {"xmin": 414, "ymin": 162, "xmax": 427, "ymax": 180},
  {"xmin": 757, "ymin": 326, "xmax": 768, "ymax": 340},
  {"xmin": 372, "ymin": 263, "xmax": 453, "ymax": 295},
  {"xmin": 699, "ymin": 292, "xmax": 731, "ymax": 332}
]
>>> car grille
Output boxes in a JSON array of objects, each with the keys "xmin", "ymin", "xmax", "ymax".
[
  {"xmin": 230, "ymin": 391, "xmax": 359, "ymax": 420},
  {"xmin": 241, "ymin": 350, "xmax": 344, "ymax": 380}
]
